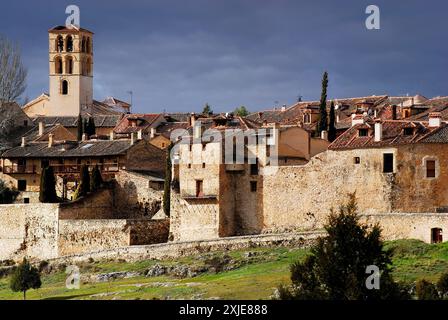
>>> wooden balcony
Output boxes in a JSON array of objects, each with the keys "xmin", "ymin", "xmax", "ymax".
[{"xmin": 1, "ymin": 163, "xmax": 121, "ymax": 174}]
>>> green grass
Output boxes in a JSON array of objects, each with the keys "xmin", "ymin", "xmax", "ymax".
[{"xmin": 1, "ymin": 240, "xmax": 448, "ymax": 300}]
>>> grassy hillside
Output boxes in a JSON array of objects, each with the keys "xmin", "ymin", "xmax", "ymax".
[{"xmin": 0, "ymin": 239, "xmax": 447, "ymax": 300}]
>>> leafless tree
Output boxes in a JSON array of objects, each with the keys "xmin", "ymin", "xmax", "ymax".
[{"xmin": 0, "ymin": 34, "xmax": 27, "ymax": 104}]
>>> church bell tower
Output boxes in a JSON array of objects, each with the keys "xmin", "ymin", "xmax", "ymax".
[{"xmin": 48, "ymin": 25, "xmax": 94, "ymax": 116}]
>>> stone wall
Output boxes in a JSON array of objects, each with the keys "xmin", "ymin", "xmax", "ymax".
[
  {"xmin": 114, "ymin": 170, "xmax": 163, "ymax": 218},
  {"xmin": 0, "ymin": 204, "xmax": 59, "ymax": 260},
  {"xmin": 59, "ymin": 188, "xmax": 116, "ymax": 219},
  {"xmin": 129, "ymin": 219, "xmax": 170, "ymax": 245}
]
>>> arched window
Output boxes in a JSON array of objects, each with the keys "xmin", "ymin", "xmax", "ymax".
[
  {"xmin": 62, "ymin": 80, "xmax": 69, "ymax": 95},
  {"xmin": 86, "ymin": 37, "xmax": 91, "ymax": 53},
  {"xmin": 66, "ymin": 56, "xmax": 73, "ymax": 74},
  {"xmin": 56, "ymin": 35, "xmax": 64, "ymax": 52},
  {"xmin": 55, "ymin": 56, "xmax": 63, "ymax": 74},
  {"xmin": 66, "ymin": 36, "xmax": 73, "ymax": 52},
  {"xmin": 86, "ymin": 57, "xmax": 92, "ymax": 75},
  {"xmin": 81, "ymin": 36, "xmax": 86, "ymax": 53}
]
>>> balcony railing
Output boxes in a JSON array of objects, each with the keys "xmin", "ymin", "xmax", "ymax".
[{"xmin": 1, "ymin": 163, "xmax": 121, "ymax": 174}]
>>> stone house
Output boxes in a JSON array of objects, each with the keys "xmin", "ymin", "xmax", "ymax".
[
  {"xmin": 169, "ymin": 115, "xmax": 329, "ymax": 241},
  {"xmin": 0, "ymin": 137, "xmax": 165, "ymax": 203}
]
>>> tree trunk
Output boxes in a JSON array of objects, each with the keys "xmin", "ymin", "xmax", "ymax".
[{"xmin": 23, "ymin": 290, "xmax": 26, "ymax": 300}]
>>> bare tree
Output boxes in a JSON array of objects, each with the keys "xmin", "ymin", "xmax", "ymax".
[{"xmin": 0, "ymin": 34, "xmax": 27, "ymax": 104}]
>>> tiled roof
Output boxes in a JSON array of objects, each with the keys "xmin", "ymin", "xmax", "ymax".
[
  {"xmin": 329, "ymin": 120, "xmax": 443, "ymax": 150},
  {"xmin": 156, "ymin": 122, "xmax": 190, "ymax": 139},
  {"xmin": 31, "ymin": 115, "xmax": 122, "ymax": 128},
  {"xmin": 114, "ymin": 114, "xmax": 163, "ymax": 134},
  {"xmin": 1, "ymin": 140, "xmax": 137, "ymax": 158},
  {"xmin": 49, "ymin": 25, "xmax": 93, "ymax": 34}
]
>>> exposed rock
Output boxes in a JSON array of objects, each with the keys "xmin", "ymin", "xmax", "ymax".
[{"xmin": 95, "ymin": 271, "xmax": 140, "ymax": 282}]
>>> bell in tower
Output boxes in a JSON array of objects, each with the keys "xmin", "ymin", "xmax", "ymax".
[{"xmin": 47, "ymin": 25, "xmax": 94, "ymax": 116}]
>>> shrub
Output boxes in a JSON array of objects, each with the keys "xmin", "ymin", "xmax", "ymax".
[
  {"xmin": 39, "ymin": 166, "xmax": 58, "ymax": 203},
  {"xmin": 416, "ymin": 279, "xmax": 440, "ymax": 300},
  {"xmin": 0, "ymin": 180, "xmax": 19, "ymax": 204},
  {"xmin": 437, "ymin": 273, "xmax": 448, "ymax": 299}
]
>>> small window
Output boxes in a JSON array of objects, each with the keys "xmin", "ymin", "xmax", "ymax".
[
  {"xmin": 426, "ymin": 160, "xmax": 436, "ymax": 178},
  {"xmin": 189, "ymin": 144, "xmax": 193, "ymax": 152},
  {"xmin": 431, "ymin": 228, "xmax": 443, "ymax": 244},
  {"xmin": 18, "ymin": 180, "xmax": 27, "ymax": 191},
  {"xmin": 23, "ymin": 198, "xmax": 30, "ymax": 204},
  {"xmin": 161, "ymin": 143, "xmax": 166, "ymax": 148},
  {"xmin": 62, "ymin": 80, "xmax": 69, "ymax": 95},
  {"xmin": 250, "ymin": 181, "xmax": 257, "ymax": 192},
  {"xmin": 403, "ymin": 128, "xmax": 414, "ymax": 136},
  {"xmin": 358, "ymin": 129, "xmax": 368, "ymax": 137},
  {"xmin": 250, "ymin": 159, "xmax": 259, "ymax": 175},
  {"xmin": 354, "ymin": 157, "xmax": 360, "ymax": 164},
  {"xmin": 383, "ymin": 153, "xmax": 394, "ymax": 173},
  {"xmin": 202, "ymin": 163, "xmax": 206, "ymax": 169},
  {"xmin": 196, "ymin": 180, "xmax": 204, "ymax": 198},
  {"xmin": 187, "ymin": 164, "xmax": 191, "ymax": 169},
  {"xmin": 303, "ymin": 113, "xmax": 311, "ymax": 124}
]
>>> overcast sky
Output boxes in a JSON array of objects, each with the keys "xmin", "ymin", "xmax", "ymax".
[{"xmin": 1, "ymin": 0, "xmax": 447, "ymax": 113}]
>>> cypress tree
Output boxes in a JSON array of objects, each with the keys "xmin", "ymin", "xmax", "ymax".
[
  {"xmin": 39, "ymin": 166, "xmax": 57, "ymax": 203},
  {"xmin": 317, "ymin": 71, "xmax": 329, "ymax": 136},
  {"xmin": 79, "ymin": 164, "xmax": 91, "ymax": 196},
  {"xmin": 88, "ymin": 117, "xmax": 96, "ymax": 136},
  {"xmin": 77, "ymin": 114, "xmax": 83, "ymax": 141},
  {"xmin": 90, "ymin": 165, "xmax": 103, "ymax": 192},
  {"xmin": 328, "ymin": 101, "xmax": 337, "ymax": 142},
  {"xmin": 163, "ymin": 143, "xmax": 173, "ymax": 217},
  {"xmin": 202, "ymin": 103, "xmax": 213, "ymax": 116},
  {"xmin": 10, "ymin": 258, "xmax": 41, "ymax": 300}
]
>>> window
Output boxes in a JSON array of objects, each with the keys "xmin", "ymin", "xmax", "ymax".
[
  {"xmin": 196, "ymin": 180, "xmax": 204, "ymax": 198},
  {"xmin": 303, "ymin": 113, "xmax": 311, "ymax": 124},
  {"xmin": 403, "ymin": 128, "xmax": 414, "ymax": 136},
  {"xmin": 426, "ymin": 160, "xmax": 436, "ymax": 178},
  {"xmin": 383, "ymin": 153, "xmax": 394, "ymax": 173},
  {"xmin": 23, "ymin": 198, "xmax": 30, "ymax": 204},
  {"xmin": 358, "ymin": 129, "xmax": 368, "ymax": 137},
  {"xmin": 431, "ymin": 228, "xmax": 443, "ymax": 244},
  {"xmin": 187, "ymin": 164, "xmax": 191, "ymax": 169},
  {"xmin": 62, "ymin": 80, "xmax": 69, "ymax": 95},
  {"xmin": 55, "ymin": 57, "xmax": 63, "ymax": 74},
  {"xmin": 18, "ymin": 180, "xmax": 27, "ymax": 191},
  {"xmin": 354, "ymin": 157, "xmax": 360, "ymax": 164},
  {"xmin": 56, "ymin": 35, "xmax": 64, "ymax": 52},
  {"xmin": 81, "ymin": 37, "xmax": 86, "ymax": 52},
  {"xmin": 86, "ymin": 37, "xmax": 91, "ymax": 53},
  {"xmin": 66, "ymin": 36, "xmax": 73, "ymax": 52},
  {"xmin": 250, "ymin": 160, "xmax": 259, "ymax": 175},
  {"xmin": 66, "ymin": 56, "xmax": 73, "ymax": 74},
  {"xmin": 250, "ymin": 181, "xmax": 257, "ymax": 192},
  {"xmin": 202, "ymin": 163, "xmax": 206, "ymax": 169}
]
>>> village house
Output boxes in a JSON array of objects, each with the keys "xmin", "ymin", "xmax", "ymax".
[
  {"xmin": 0, "ymin": 136, "xmax": 165, "ymax": 203},
  {"xmin": 169, "ymin": 114, "xmax": 329, "ymax": 241}
]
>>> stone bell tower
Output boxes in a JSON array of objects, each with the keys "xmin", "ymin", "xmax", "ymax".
[{"xmin": 47, "ymin": 25, "xmax": 94, "ymax": 116}]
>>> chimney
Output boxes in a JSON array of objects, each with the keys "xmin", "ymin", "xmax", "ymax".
[
  {"xmin": 48, "ymin": 134, "xmax": 54, "ymax": 148},
  {"xmin": 281, "ymin": 104, "xmax": 287, "ymax": 112},
  {"xmin": 392, "ymin": 105, "xmax": 397, "ymax": 120},
  {"xmin": 429, "ymin": 112, "xmax": 442, "ymax": 127},
  {"xmin": 193, "ymin": 122, "xmax": 202, "ymax": 140},
  {"xmin": 150, "ymin": 128, "xmax": 156, "ymax": 139},
  {"xmin": 110, "ymin": 131, "xmax": 115, "ymax": 141},
  {"xmin": 38, "ymin": 122, "xmax": 44, "ymax": 136},
  {"xmin": 82, "ymin": 133, "xmax": 87, "ymax": 141},
  {"xmin": 321, "ymin": 130, "xmax": 328, "ymax": 141},
  {"xmin": 130, "ymin": 132, "xmax": 136, "ymax": 145},
  {"xmin": 374, "ymin": 120, "xmax": 383, "ymax": 142},
  {"xmin": 190, "ymin": 113, "xmax": 196, "ymax": 127},
  {"xmin": 137, "ymin": 129, "xmax": 143, "ymax": 140},
  {"xmin": 21, "ymin": 137, "xmax": 26, "ymax": 147}
]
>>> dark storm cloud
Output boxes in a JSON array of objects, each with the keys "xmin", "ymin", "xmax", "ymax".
[{"xmin": 1, "ymin": 0, "xmax": 447, "ymax": 113}]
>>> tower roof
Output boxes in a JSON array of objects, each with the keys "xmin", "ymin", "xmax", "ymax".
[{"xmin": 49, "ymin": 25, "xmax": 94, "ymax": 34}]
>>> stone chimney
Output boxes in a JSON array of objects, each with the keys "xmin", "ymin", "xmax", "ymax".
[
  {"xmin": 137, "ymin": 129, "xmax": 143, "ymax": 140},
  {"xmin": 38, "ymin": 122, "xmax": 44, "ymax": 136},
  {"xmin": 190, "ymin": 113, "xmax": 196, "ymax": 127},
  {"xmin": 150, "ymin": 128, "xmax": 156, "ymax": 139},
  {"xmin": 429, "ymin": 112, "xmax": 442, "ymax": 127},
  {"xmin": 321, "ymin": 130, "xmax": 328, "ymax": 141},
  {"xmin": 21, "ymin": 137, "xmax": 26, "ymax": 147},
  {"xmin": 110, "ymin": 131, "xmax": 115, "ymax": 141},
  {"xmin": 48, "ymin": 134, "xmax": 54, "ymax": 148},
  {"xmin": 374, "ymin": 120, "xmax": 383, "ymax": 142},
  {"xmin": 281, "ymin": 104, "xmax": 287, "ymax": 112},
  {"xmin": 82, "ymin": 133, "xmax": 87, "ymax": 141},
  {"xmin": 193, "ymin": 122, "xmax": 202, "ymax": 140}
]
